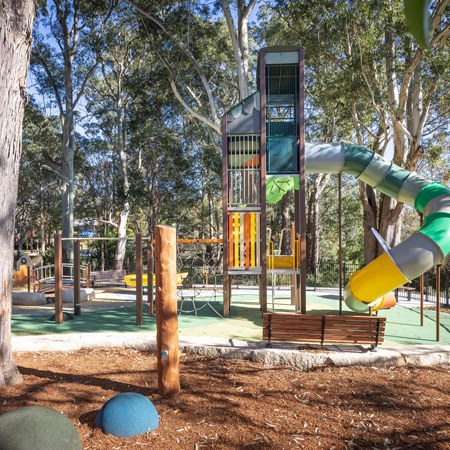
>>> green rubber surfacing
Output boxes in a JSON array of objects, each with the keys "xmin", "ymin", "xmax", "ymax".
[{"xmin": 11, "ymin": 293, "xmax": 450, "ymax": 346}]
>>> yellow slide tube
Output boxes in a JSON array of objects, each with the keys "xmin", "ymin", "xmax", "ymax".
[{"xmin": 348, "ymin": 253, "xmax": 408, "ymax": 303}]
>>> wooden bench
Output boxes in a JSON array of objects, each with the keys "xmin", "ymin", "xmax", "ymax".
[
  {"xmin": 263, "ymin": 313, "xmax": 386, "ymax": 351},
  {"xmin": 90, "ymin": 270, "xmax": 126, "ymax": 287}
]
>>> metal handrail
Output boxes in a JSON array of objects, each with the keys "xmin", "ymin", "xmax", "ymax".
[{"xmin": 267, "ymin": 240, "xmax": 274, "ymax": 271}]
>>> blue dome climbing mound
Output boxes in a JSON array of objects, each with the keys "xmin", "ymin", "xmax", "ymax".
[
  {"xmin": 0, "ymin": 406, "xmax": 81, "ymax": 450},
  {"xmin": 95, "ymin": 392, "xmax": 159, "ymax": 437}
]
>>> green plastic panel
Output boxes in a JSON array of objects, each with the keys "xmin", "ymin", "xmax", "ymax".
[
  {"xmin": 414, "ymin": 182, "xmax": 450, "ymax": 213},
  {"xmin": 342, "ymin": 144, "xmax": 374, "ymax": 177},
  {"xmin": 266, "ymin": 177, "xmax": 299, "ymax": 204},
  {"xmin": 376, "ymin": 164, "xmax": 412, "ymax": 199},
  {"xmin": 417, "ymin": 212, "xmax": 450, "ymax": 257}
]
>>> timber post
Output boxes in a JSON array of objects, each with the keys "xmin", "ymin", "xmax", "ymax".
[
  {"xmin": 147, "ymin": 233, "xmax": 154, "ymax": 317},
  {"xmin": 155, "ymin": 225, "xmax": 181, "ymax": 397},
  {"xmin": 54, "ymin": 233, "xmax": 63, "ymax": 324},
  {"xmin": 136, "ymin": 233, "xmax": 143, "ymax": 326},
  {"xmin": 85, "ymin": 263, "xmax": 90, "ymax": 289},
  {"xmin": 74, "ymin": 238, "xmax": 81, "ymax": 316}
]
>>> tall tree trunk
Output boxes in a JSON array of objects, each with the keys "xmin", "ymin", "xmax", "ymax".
[
  {"xmin": 113, "ymin": 90, "xmax": 129, "ymax": 271},
  {"xmin": 40, "ymin": 166, "xmax": 45, "ymax": 253},
  {"xmin": 280, "ymin": 192, "xmax": 290, "ymax": 255},
  {"xmin": 0, "ymin": 0, "xmax": 36, "ymax": 387},
  {"xmin": 57, "ymin": 0, "xmax": 77, "ymax": 263},
  {"xmin": 306, "ymin": 173, "xmax": 330, "ymax": 273}
]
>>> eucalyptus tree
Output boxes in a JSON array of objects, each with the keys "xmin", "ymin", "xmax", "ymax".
[
  {"xmin": 0, "ymin": 0, "xmax": 37, "ymax": 387},
  {"xmin": 31, "ymin": 0, "xmax": 115, "ymax": 260},
  {"xmin": 122, "ymin": 0, "xmax": 257, "ymax": 150},
  {"xmin": 84, "ymin": 5, "xmax": 145, "ymax": 269},
  {"xmin": 262, "ymin": 0, "xmax": 450, "ymax": 263},
  {"xmin": 20, "ymin": 100, "xmax": 62, "ymax": 254}
]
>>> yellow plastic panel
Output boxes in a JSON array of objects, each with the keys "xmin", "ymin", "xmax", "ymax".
[
  {"xmin": 272, "ymin": 255, "xmax": 295, "ymax": 269},
  {"xmin": 348, "ymin": 253, "xmax": 408, "ymax": 303}
]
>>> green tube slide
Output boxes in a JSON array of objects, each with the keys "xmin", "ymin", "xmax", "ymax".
[{"xmin": 300, "ymin": 143, "xmax": 450, "ymax": 312}]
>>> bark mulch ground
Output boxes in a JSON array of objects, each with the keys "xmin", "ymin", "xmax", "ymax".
[{"xmin": 1, "ymin": 350, "xmax": 450, "ymax": 449}]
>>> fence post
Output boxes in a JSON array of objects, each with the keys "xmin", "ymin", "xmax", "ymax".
[
  {"xmin": 156, "ymin": 225, "xmax": 180, "ymax": 397},
  {"xmin": 343, "ymin": 263, "xmax": 346, "ymax": 286},
  {"xmin": 425, "ymin": 271, "xmax": 429, "ymax": 302},
  {"xmin": 127, "ymin": 257, "xmax": 130, "ymax": 274}
]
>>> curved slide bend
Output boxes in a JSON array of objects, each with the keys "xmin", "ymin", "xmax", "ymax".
[{"xmin": 305, "ymin": 142, "xmax": 450, "ymax": 313}]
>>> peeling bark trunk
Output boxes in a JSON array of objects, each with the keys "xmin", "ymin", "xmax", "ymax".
[
  {"xmin": 280, "ymin": 192, "xmax": 290, "ymax": 255},
  {"xmin": 113, "ymin": 88, "xmax": 129, "ymax": 271},
  {"xmin": 0, "ymin": 0, "xmax": 36, "ymax": 387},
  {"xmin": 306, "ymin": 174, "xmax": 330, "ymax": 273}
]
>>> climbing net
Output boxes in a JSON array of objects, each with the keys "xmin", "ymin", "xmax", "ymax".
[{"xmin": 175, "ymin": 240, "xmax": 225, "ymax": 318}]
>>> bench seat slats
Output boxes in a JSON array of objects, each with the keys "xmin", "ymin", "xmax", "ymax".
[
  {"xmin": 262, "ymin": 320, "xmax": 385, "ymax": 332},
  {"xmin": 263, "ymin": 331, "xmax": 385, "ymax": 340},
  {"xmin": 263, "ymin": 313, "xmax": 386, "ymax": 348}
]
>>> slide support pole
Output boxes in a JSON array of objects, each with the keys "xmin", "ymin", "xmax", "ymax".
[
  {"xmin": 437, "ymin": 264, "xmax": 441, "ymax": 341},
  {"xmin": 339, "ymin": 173, "xmax": 343, "ymax": 315}
]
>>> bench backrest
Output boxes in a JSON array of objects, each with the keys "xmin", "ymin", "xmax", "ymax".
[
  {"xmin": 90, "ymin": 270, "xmax": 126, "ymax": 281},
  {"xmin": 263, "ymin": 313, "xmax": 386, "ymax": 346}
]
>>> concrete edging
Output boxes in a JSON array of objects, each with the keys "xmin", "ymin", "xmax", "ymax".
[{"xmin": 12, "ymin": 333, "xmax": 450, "ymax": 371}]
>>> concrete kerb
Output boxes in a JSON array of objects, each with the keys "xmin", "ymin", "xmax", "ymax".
[{"xmin": 11, "ymin": 334, "xmax": 450, "ymax": 370}]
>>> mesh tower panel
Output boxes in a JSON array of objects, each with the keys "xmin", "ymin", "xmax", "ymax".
[{"xmin": 266, "ymin": 65, "xmax": 299, "ymax": 174}]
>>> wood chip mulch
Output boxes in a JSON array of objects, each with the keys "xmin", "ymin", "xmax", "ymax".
[{"xmin": 1, "ymin": 350, "xmax": 450, "ymax": 449}]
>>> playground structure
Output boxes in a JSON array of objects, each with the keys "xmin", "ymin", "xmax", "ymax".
[
  {"xmin": 24, "ymin": 44, "xmax": 448, "ymax": 343},
  {"xmin": 221, "ymin": 45, "xmax": 450, "ymax": 325}
]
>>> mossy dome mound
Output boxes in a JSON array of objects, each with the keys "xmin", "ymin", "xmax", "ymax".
[{"xmin": 0, "ymin": 406, "xmax": 81, "ymax": 450}]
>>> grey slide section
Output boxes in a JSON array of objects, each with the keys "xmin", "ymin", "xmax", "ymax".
[
  {"xmin": 305, "ymin": 142, "xmax": 344, "ymax": 174},
  {"xmin": 358, "ymin": 153, "xmax": 391, "ymax": 188},
  {"xmin": 390, "ymin": 232, "xmax": 443, "ymax": 281},
  {"xmin": 423, "ymin": 194, "xmax": 450, "ymax": 217},
  {"xmin": 397, "ymin": 172, "xmax": 431, "ymax": 206}
]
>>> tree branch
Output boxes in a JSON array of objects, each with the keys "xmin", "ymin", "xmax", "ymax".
[
  {"xmin": 33, "ymin": 51, "xmax": 64, "ymax": 120},
  {"xmin": 167, "ymin": 73, "xmax": 221, "ymax": 134},
  {"xmin": 125, "ymin": 0, "xmax": 220, "ymax": 126},
  {"xmin": 99, "ymin": 218, "xmax": 118, "ymax": 229},
  {"xmin": 243, "ymin": 0, "xmax": 258, "ymax": 21},
  {"xmin": 430, "ymin": 0, "xmax": 450, "ymax": 37}
]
